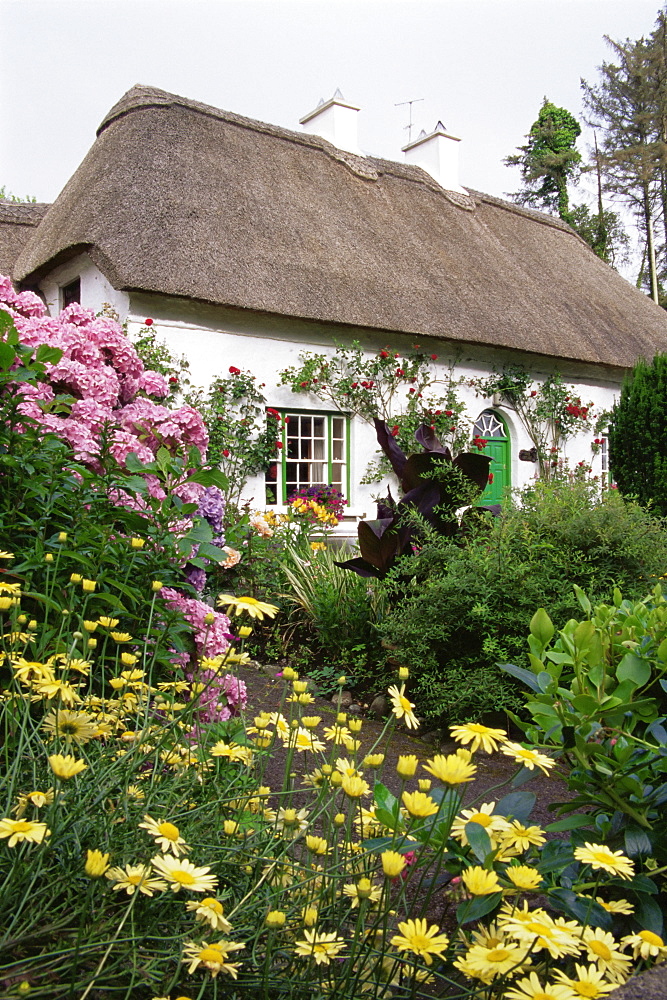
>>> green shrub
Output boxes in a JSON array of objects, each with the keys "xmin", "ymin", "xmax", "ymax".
[{"xmin": 378, "ymin": 480, "xmax": 667, "ymax": 724}]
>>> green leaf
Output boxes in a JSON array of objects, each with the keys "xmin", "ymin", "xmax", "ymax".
[
  {"xmin": 635, "ymin": 897, "xmax": 664, "ymax": 936},
  {"xmin": 545, "ymin": 814, "xmax": 593, "ymax": 832},
  {"xmin": 530, "ymin": 608, "xmax": 554, "ymax": 648},
  {"xmin": 34, "ymin": 343, "xmax": 63, "ymax": 365},
  {"xmin": 494, "ymin": 791, "xmax": 536, "ymax": 823},
  {"xmin": 0, "ymin": 341, "xmax": 16, "ymax": 369},
  {"xmin": 573, "ymin": 585, "xmax": 592, "ymax": 615},
  {"xmin": 125, "ymin": 452, "xmax": 158, "ymax": 474},
  {"xmin": 456, "ymin": 891, "xmax": 502, "ymax": 925},
  {"xmin": 616, "ymin": 652, "xmax": 651, "ymax": 688},
  {"xmin": 624, "ymin": 825, "xmax": 653, "ymax": 857},
  {"xmin": 465, "ymin": 822, "xmax": 493, "ymax": 864},
  {"xmin": 498, "ymin": 662, "xmax": 541, "ymax": 692},
  {"xmin": 548, "ymin": 888, "xmax": 611, "ymax": 929}
]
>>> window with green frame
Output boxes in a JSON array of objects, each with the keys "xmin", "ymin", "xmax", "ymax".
[{"xmin": 265, "ymin": 411, "xmax": 349, "ymax": 505}]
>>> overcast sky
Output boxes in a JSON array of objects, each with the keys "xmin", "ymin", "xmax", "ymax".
[{"xmin": 1, "ymin": 0, "xmax": 662, "ymax": 211}]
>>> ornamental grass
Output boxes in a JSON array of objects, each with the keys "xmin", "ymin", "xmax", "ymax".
[{"xmin": 1, "ymin": 548, "xmax": 665, "ymax": 999}]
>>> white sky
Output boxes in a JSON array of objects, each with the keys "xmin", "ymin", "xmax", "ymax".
[{"xmin": 0, "ymin": 0, "xmax": 661, "ymax": 212}]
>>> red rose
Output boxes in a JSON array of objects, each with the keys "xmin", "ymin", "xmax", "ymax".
[
  {"xmin": 408, "ymin": 388, "xmax": 415, "ymax": 393},
  {"xmin": 276, "ymin": 441, "xmax": 283, "ymax": 449},
  {"xmin": 450, "ymin": 426, "xmax": 456, "ymax": 432},
  {"xmin": 488, "ymin": 472, "xmax": 494, "ymax": 484},
  {"xmin": 380, "ymin": 350, "xmax": 389, "ymax": 358},
  {"xmin": 144, "ymin": 318, "xmax": 153, "ymax": 326},
  {"xmin": 168, "ymin": 376, "xmax": 178, "ymax": 384},
  {"xmin": 445, "ymin": 410, "xmax": 453, "ymax": 416},
  {"xmin": 434, "ymin": 410, "xmax": 441, "ymax": 415},
  {"xmin": 222, "ymin": 449, "xmax": 230, "ymax": 458},
  {"xmin": 300, "ymin": 381, "xmax": 309, "ymax": 388},
  {"xmin": 351, "ymin": 382, "xmax": 358, "ymax": 388},
  {"xmin": 391, "ymin": 425, "xmax": 400, "ymax": 437},
  {"xmin": 431, "ymin": 354, "xmax": 438, "ymax": 360},
  {"xmin": 395, "ymin": 369, "xmax": 404, "ymax": 376},
  {"xmin": 530, "ymin": 390, "xmax": 537, "ymax": 397},
  {"xmin": 229, "ymin": 366, "xmax": 241, "ymax": 375}
]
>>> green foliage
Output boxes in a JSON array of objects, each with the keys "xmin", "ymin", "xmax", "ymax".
[
  {"xmin": 0, "ymin": 184, "xmax": 36, "ymax": 203},
  {"xmin": 281, "ymin": 544, "xmax": 385, "ymax": 693},
  {"xmin": 280, "ymin": 341, "xmax": 470, "ymax": 481},
  {"xmin": 186, "ymin": 369, "xmax": 280, "ymax": 512},
  {"xmin": 473, "ymin": 366, "xmax": 595, "ymax": 478},
  {"xmin": 131, "ymin": 322, "xmax": 191, "ymax": 401},
  {"xmin": 609, "ymin": 353, "xmax": 667, "ymax": 515},
  {"xmin": 569, "ymin": 202, "xmax": 630, "ymax": 267},
  {"xmin": 505, "ymin": 99, "xmax": 582, "ymax": 222},
  {"xmin": 378, "ymin": 479, "xmax": 667, "ymax": 724},
  {"xmin": 503, "ymin": 587, "xmax": 667, "ymax": 886}
]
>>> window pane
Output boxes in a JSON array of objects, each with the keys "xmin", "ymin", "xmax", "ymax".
[
  {"xmin": 332, "ymin": 417, "xmax": 344, "ymax": 439},
  {"xmin": 333, "ymin": 439, "xmax": 343, "ymax": 461},
  {"xmin": 313, "ymin": 417, "xmax": 325, "ymax": 437},
  {"xmin": 300, "ymin": 416, "xmax": 312, "ymax": 436}
]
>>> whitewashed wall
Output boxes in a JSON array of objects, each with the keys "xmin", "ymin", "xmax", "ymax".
[{"xmin": 39, "ymin": 256, "xmax": 620, "ymax": 530}]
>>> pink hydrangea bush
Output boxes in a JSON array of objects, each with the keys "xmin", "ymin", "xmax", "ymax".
[{"xmin": 0, "ymin": 276, "xmax": 208, "ymax": 473}]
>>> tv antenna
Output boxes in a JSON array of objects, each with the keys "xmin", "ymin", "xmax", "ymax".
[{"xmin": 395, "ymin": 98, "xmax": 424, "ymax": 144}]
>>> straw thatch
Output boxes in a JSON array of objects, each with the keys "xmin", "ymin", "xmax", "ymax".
[
  {"xmin": 0, "ymin": 201, "xmax": 50, "ymax": 278},
  {"xmin": 13, "ymin": 84, "xmax": 667, "ymax": 368}
]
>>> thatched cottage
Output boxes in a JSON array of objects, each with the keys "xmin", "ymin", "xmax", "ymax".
[{"xmin": 4, "ymin": 84, "xmax": 667, "ymax": 520}]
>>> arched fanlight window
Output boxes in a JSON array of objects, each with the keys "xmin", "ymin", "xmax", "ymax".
[{"xmin": 473, "ymin": 410, "xmax": 505, "ymax": 438}]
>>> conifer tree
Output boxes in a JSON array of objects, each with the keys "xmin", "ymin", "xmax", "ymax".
[
  {"xmin": 505, "ymin": 99, "xmax": 582, "ymax": 223},
  {"xmin": 609, "ymin": 354, "xmax": 667, "ymax": 514}
]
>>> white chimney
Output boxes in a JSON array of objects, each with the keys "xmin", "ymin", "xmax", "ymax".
[
  {"xmin": 299, "ymin": 89, "xmax": 361, "ymax": 155},
  {"xmin": 402, "ymin": 121, "xmax": 465, "ymax": 194}
]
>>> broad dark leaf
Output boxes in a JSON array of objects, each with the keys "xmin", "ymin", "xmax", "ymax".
[
  {"xmin": 452, "ymin": 451, "xmax": 493, "ymax": 492},
  {"xmin": 332, "ymin": 557, "xmax": 381, "ymax": 578},
  {"xmin": 374, "ymin": 418, "xmax": 407, "ymax": 478},
  {"xmin": 456, "ymin": 892, "xmax": 502, "ymax": 925},
  {"xmin": 415, "ymin": 423, "xmax": 449, "ymax": 454}
]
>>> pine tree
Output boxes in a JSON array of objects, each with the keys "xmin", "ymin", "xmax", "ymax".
[
  {"xmin": 609, "ymin": 354, "xmax": 667, "ymax": 514},
  {"xmin": 581, "ymin": 31, "xmax": 666, "ymax": 302},
  {"xmin": 505, "ymin": 99, "xmax": 582, "ymax": 223}
]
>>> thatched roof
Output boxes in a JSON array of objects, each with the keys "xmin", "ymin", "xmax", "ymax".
[
  {"xmin": 0, "ymin": 200, "xmax": 50, "ymax": 277},
  {"xmin": 14, "ymin": 84, "xmax": 667, "ymax": 369}
]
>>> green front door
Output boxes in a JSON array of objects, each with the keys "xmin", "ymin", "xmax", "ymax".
[{"xmin": 473, "ymin": 410, "xmax": 510, "ymax": 505}]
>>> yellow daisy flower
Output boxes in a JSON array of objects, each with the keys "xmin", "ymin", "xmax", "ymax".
[
  {"xmin": 275, "ymin": 806, "xmax": 309, "ymax": 837},
  {"xmin": 554, "ymin": 962, "xmax": 629, "ymax": 997},
  {"xmin": 499, "ymin": 820, "xmax": 546, "ymax": 854},
  {"xmin": 396, "ymin": 754, "xmax": 419, "ymax": 778},
  {"xmin": 105, "ymin": 863, "xmax": 167, "ymax": 897},
  {"xmin": 48, "ymin": 753, "xmax": 88, "ymax": 780},
  {"xmin": 151, "ymin": 854, "xmax": 218, "ymax": 893},
  {"xmin": 293, "ymin": 929, "xmax": 345, "ymax": 965},
  {"xmin": 209, "ymin": 741, "xmax": 253, "ymax": 763},
  {"xmin": 341, "ymin": 774, "xmax": 370, "ymax": 798},
  {"xmin": 97, "ymin": 616, "xmax": 119, "ymax": 628},
  {"xmin": 574, "ymin": 843, "xmax": 634, "ymax": 880},
  {"xmin": 502, "ymin": 905, "xmax": 582, "ymax": 960},
  {"xmin": 422, "ymin": 753, "xmax": 477, "ymax": 785},
  {"xmin": 454, "ymin": 941, "xmax": 531, "ymax": 983},
  {"xmin": 621, "ymin": 929, "xmax": 667, "ymax": 961},
  {"xmin": 42, "ymin": 709, "xmax": 97, "ymax": 745},
  {"xmin": 462, "ymin": 866, "xmax": 501, "ymax": 896},
  {"xmin": 391, "ymin": 918, "xmax": 449, "ymax": 965},
  {"xmin": 182, "ymin": 939, "xmax": 244, "ymax": 978},
  {"xmin": 381, "ymin": 850, "xmax": 406, "ymax": 877},
  {"xmin": 85, "ymin": 849, "xmax": 110, "ymax": 877},
  {"xmin": 504, "ymin": 865, "xmax": 543, "ymax": 890},
  {"xmin": 139, "ymin": 815, "xmax": 190, "ymax": 856},
  {"xmin": 451, "ymin": 802, "xmax": 510, "ymax": 845},
  {"xmin": 387, "ymin": 684, "xmax": 419, "ymax": 729},
  {"xmin": 216, "ymin": 594, "xmax": 279, "ymax": 620},
  {"xmin": 185, "ymin": 897, "xmax": 232, "ymax": 932},
  {"xmin": 501, "ymin": 742, "xmax": 555, "ymax": 774},
  {"xmin": 342, "ymin": 878, "xmax": 382, "ymax": 908},
  {"xmin": 0, "ymin": 817, "xmax": 51, "ymax": 847},
  {"xmin": 504, "ymin": 972, "xmax": 580, "ymax": 1000},
  {"xmin": 450, "ymin": 722, "xmax": 507, "ymax": 753},
  {"xmin": 265, "ymin": 909, "xmax": 287, "ymax": 927},
  {"xmin": 582, "ymin": 928, "xmax": 632, "ymax": 983},
  {"xmin": 402, "ymin": 790, "xmax": 439, "ymax": 818},
  {"xmin": 0, "ymin": 550, "xmax": 14, "ymax": 559}
]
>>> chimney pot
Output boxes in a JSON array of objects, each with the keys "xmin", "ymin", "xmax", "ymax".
[
  {"xmin": 402, "ymin": 122, "xmax": 465, "ymax": 193},
  {"xmin": 300, "ymin": 90, "xmax": 361, "ymax": 155}
]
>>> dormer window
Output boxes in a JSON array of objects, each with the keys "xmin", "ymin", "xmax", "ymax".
[{"xmin": 61, "ymin": 277, "xmax": 81, "ymax": 310}]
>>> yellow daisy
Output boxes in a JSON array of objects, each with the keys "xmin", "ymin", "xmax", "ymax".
[
  {"xmin": 422, "ymin": 753, "xmax": 477, "ymax": 785},
  {"xmin": 293, "ymin": 929, "xmax": 345, "ymax": 965},
  {"xmin": 139, "ymin": 815, "xmax": 190, "ymax": 856},
  {"xmin": 450, "ymin": 722, "xmax": 507, "ymax": 753},
  {"xmin": 216, "ymin": 594, "xmax": 279, "ymax": 620},
  {"xmin": 387, "ymin": 684, "xmax": 419, "ymax": 729},
  {"xmin": 402, "ymin": 790, "xmax": 440, "ymax": 818},
  {"xmin": 501, "ymin": 742, "xmax": 555, "ymax": 774},
  {"xmin": 42, "ymin": 709, "xmax": 97, "ymax": 745},
  {"xmin": 504, "ymin": 865, "xmax": 543, "ymax": 890},
  {"xmin": 391, "ymin": 918, "xmax": 449, "ymax": 965},
  {"xmin": 0, "ymin": 817, "xmax": 51, "ymax": 847},
  {"xmin": 504, "ymin": 972, "xmax": 579, "ymax": 1000},
  {"xmin": 621, "ymin": 929, "xmax": 667, "ymax": 961},
  {"xmin": 554, "ymin": 962, "xmax": 627, "ymax": 997},
  {"xmin": 150, "ymin": 855, "xmax": 218, "ymax": 893},
  {"xmin": 182, "ymin": 939, "xmax": 244, "ymax": 978},
  {"xmin": 381, "ymin": 850, "xmax": 406, "ymax": 877},
  {"xmin": 454, "ymin": 942, "xmax": 531, "ymax": 983},
  {"xmin": 574, "ymin": 843, "xmax": 634, "ymax": 880},
  {"xmin": 499, "ymin": 820, "xmax": 546, "ymax": 854},
  {"xmin": 341, "ymin": 774, "xmax": 371, "ymax": 798},
  {"xmin": 451, "ymin": 802, "xmax": 510, "ymax": 845},
  {"xmin": 342, "ymin": 878, "xmax": 382, "ymax": 908},
  {"xmin": 48, "ymin": 753, "xmax": 88, "ymax": 780},
  {"xmin": 105, "ymin": 863, "xmax": 167, "ymax": 897},
  {"xmin": 85, "ymin": 850, "xmax": 110, "ymax": 877},
  {"xmin": 461, "ymin": 866, "xmax": 501, "ymax": 896},
  {"xmin": 582, "ymin": 928, "xmax": 632, "ymax": 983},
  {"xmin": 185, "ymin": 897, "xmax": 232, "ymax": 932}
]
